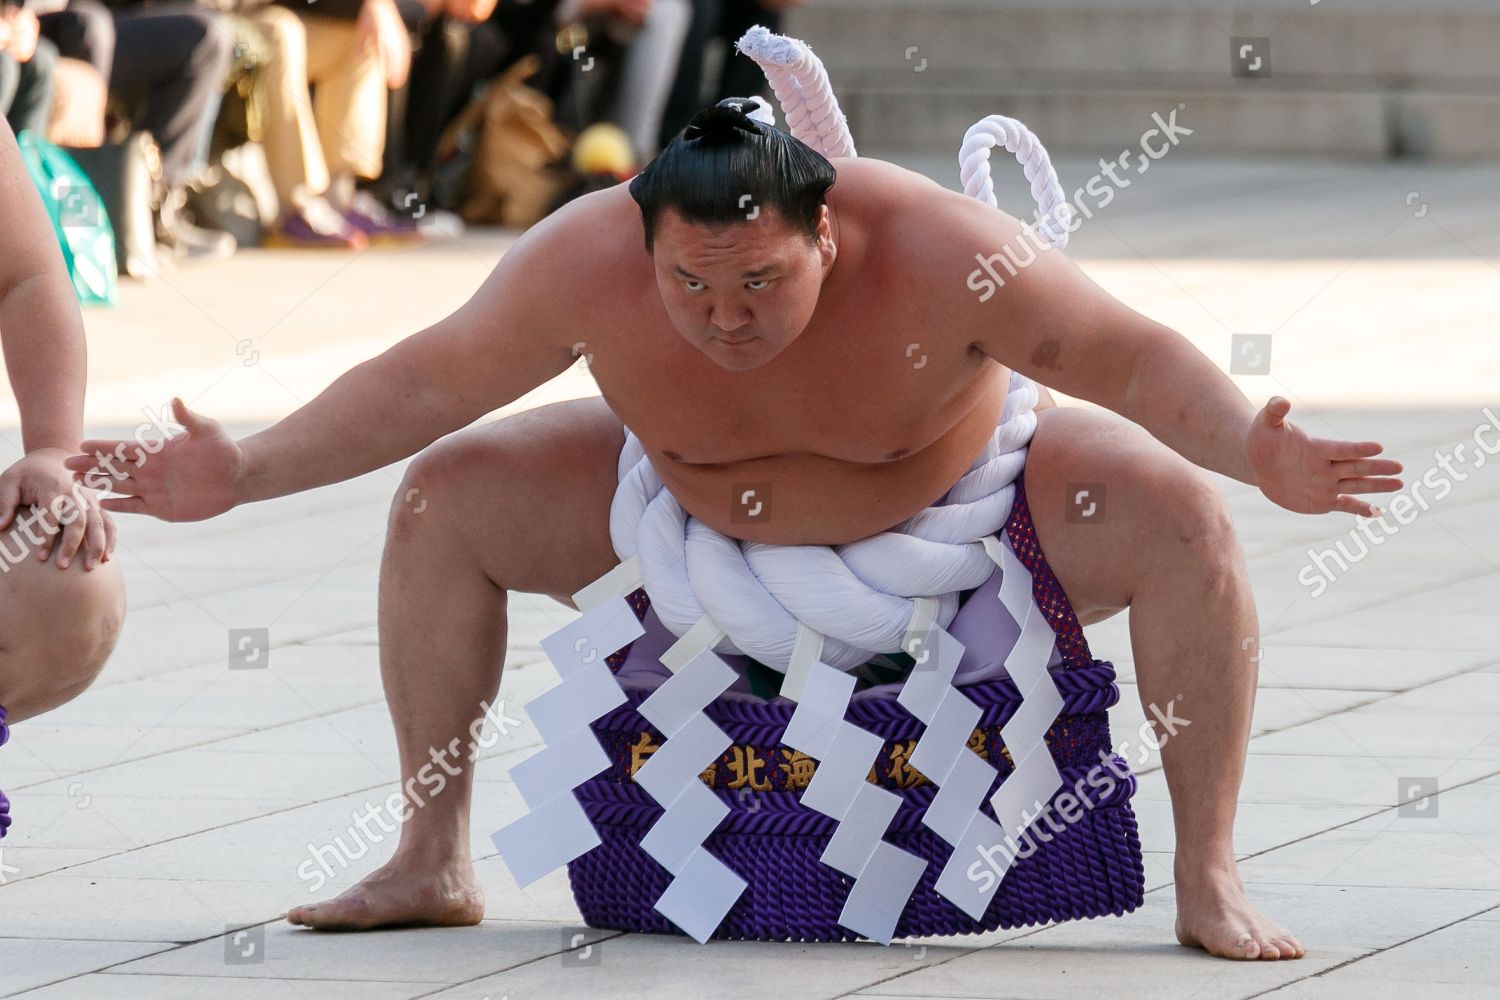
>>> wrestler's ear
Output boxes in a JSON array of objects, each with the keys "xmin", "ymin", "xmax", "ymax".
[{"xmin": 815, "ymin": 205, "xmax": 837, "ymax": 266}]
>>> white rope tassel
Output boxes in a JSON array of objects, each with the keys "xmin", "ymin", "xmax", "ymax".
[
  {"xmin": 734, "ymin": 25, "xmax": 855, "ymax": 159},
  {"xmin": 960, "ymin": 116, "xmax": 1072, "ymax": 250}
]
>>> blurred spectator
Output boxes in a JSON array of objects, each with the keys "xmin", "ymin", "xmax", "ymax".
[
  {"xmin": 37, "ymin": 1, "xmax": 237, "ymax": 259},
  {"xmin": 417, "ymin": 0, "xmax": 687, "ymax": 173},
  {"xmin": 657, "ymin": 0, "xmax": 805, "ymax": 149},
  {"xmin": 375, "ymin": 0, "xmax": 494, "ymax": 212},
  {"xmin": 577, "ymin": 0, "xmax": 691, "ymax": 162},
  {"xmin": 32, "ymin": 1, "xmax": 108, "ymax": 147},
  {"xmin": 0, "ymin": 3, "xmax": 58, "ymax": 133},
  {"xmin": 251, "ymin": 0, "xmax": 421, "ymax": 246}
]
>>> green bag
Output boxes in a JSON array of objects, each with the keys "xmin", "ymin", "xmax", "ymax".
[{"xmin": 16, "ymin": 130, "xmax": 118, "ymax": 308}]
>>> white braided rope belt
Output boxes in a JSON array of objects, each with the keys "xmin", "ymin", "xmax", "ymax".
[
  {"xmin": 609, "ymin": 371, "xmax": 1038, "ymax": 674},
  {"xmin": 493, "ymin": 26, "xmax": 1078, "ymax": 944}
]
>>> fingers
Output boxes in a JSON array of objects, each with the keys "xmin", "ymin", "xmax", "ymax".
[
  {"xmin": 0, "ymin": 478, "xmax": 17, "ymax": 529},
  {"xmin": 1333, "ymin": 457, "xmax": 1403, "ymax": 478},
  {"xmin": 102, "ymin": 508, "xmax": 117, "ymax": 558},
  {"xmin": 1333, "ymin": 495, "xmax": 1381, "ymax": 518},
  {"xmin": 1321, "ymin": 438, "xmax": 1386, "ymax": 460},
  {"xmin": 1338, "ymin": 476, "xmax": 1404, "ymax": 494},
  {"xmin": 96, "ymin": 475, "xmax": 141, "ymax": 497},
  {"xmin": 67, "ymin": 441, "xmax": 151, "ymax": 475},
  {"xmin": 56, "ymin": 501, "xmax": 86, "ymax": 569},
  {"xmin": 101, "ymin": 495, "xmax": 152, "ymax": 516},
  {"xmin": 83, "ymin": 500, "xmax": 107, "ymax": 569}
]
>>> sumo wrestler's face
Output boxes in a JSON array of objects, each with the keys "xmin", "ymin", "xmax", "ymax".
[{"xmin": 651, "ymin": 204, "xmax": 837, "ymax": 371}]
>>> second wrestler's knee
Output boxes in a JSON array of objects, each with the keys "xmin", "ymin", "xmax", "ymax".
[{"xmin": 0, "ymin": 546, "xmax": 125, "ymax": 720}]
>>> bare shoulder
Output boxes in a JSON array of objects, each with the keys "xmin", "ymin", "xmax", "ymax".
[
  {"xmin": 464, "ymin": 184, "xmax": 650, "ymax": 360},
  {"xmin": 828, "ymin": 157, "xmax": 1048, "ymax": 339},
  {"xmin": 499, "ymin": 184, "xmax": 645, "ymax": 299}
]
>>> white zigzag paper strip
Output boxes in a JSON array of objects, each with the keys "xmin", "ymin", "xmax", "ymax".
[
  {"xmin": 490, "ymin": 571, "xmax": 645, "ymax": 888},
  {"xmin": 781, "ymin": 633, "xmax": 926, "ymax": 945},
  {"xmin": 908, "ymin": 533, "xmax": 1067, "ymax": 922},
  {"xmin": 635, "ymin": 624, "xmax": 747, "ymax": 942},
  {"xmin": 988, "ymin": 538, "xmax": 1065, "ymax": 842},
  {"xmin": 897, "ymin": 616, "xmax": 1003, "ymax": 922}
]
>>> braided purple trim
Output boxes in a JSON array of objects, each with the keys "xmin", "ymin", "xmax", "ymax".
[
  {"xmin": 598, "ymin": 660, "xmax": 1119, "ymax": 745},
  {"xmin": 576, "ymin": 757, "xmax": 1137, "ymax": 837},
  {"xmin": 0, "ymin": 704, "xmax": 11, "ymax": 840}
]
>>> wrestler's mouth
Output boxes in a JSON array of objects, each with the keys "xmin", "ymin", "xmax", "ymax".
[{"xmin": 715, "ymin": 335, "xmax": 758, "ymax": 346}]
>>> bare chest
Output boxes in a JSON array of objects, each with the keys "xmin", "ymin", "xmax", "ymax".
[{"xmin": 592, "ymin": 297, "xmax": 998, "ymax": 466}]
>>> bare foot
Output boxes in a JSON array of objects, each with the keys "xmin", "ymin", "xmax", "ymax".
[
  {"xmin": 286, "ymin": 855, "xmax": 485, "ymax": 931},
  {"xmin": 1174, "ymin": 863, "xmax": 1306, "ymax": 960}
]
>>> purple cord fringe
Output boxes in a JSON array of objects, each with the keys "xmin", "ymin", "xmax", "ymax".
[{"xmin": 0, "ymin": 704, "xmax": 11, "ymax": 840}]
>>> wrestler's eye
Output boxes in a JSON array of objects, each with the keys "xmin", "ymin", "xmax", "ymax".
[
  {"xmin": 682, "ymin": 279, "xmax": 706, "ymax": 293},
  {"xmin": 746, "ymin": 279, "xmax": 770, "ymax": 290}
]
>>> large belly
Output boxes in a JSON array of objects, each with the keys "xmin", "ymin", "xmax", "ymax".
[{"xmin": 647, "ymin": 380, "xmax": 1009, "ymax": 546}]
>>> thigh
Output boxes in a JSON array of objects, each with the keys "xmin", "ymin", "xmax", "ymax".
[
  {"xmin": 108, "ymin": 8, "xmax": 218, "ymax": 91},
  {"xmin": 400, "ymin": 395, "xmax": 626, "ymax": 606},
  {"xmin": 1021, "ymin": 404, "xmax": 1220, "ymax": 625}
]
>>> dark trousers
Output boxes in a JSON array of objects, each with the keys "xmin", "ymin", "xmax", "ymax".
[
  {"xmin": 657, "ymin": 0, "xmax": 781, "ymax": 150},
  {"xmin": 0, "ymin": 39, "xmax": 58, "ymax": 135},
  {"xmin": 38, "ymin": 0, "xmax": 115, "ymax": 81},
  {"xmin": 48, "ymin": 3, "xmax": 232, "ymax": 188}
]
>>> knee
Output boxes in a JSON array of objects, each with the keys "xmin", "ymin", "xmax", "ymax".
[
  {"xmin": 256, "ymin": 6, "xmax": 306, "ymax": 53},
  {"xmin": 67, "ymin": 2, "xmax": 116, "ymax": 60},
  {"xmin": 0, "ymin": 552, "xmax": 125, "ymax": 721},
  {"xmin": 390, "ymin": 434, "xmax": 502, "ymax": 539},
  {"xmin": 1148, "ymin": 464, "xmax": 1241, "ymax": 578}
]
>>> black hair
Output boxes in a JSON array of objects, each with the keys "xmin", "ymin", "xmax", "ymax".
[{"xmin": 628, "ymin": 98, "xmax": 837, "ymax": 254}]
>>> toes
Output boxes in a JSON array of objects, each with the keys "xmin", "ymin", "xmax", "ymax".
[
  {"xmin": 1237, "ymin": 930, "xmax": 1262, "ymax": 959},
  {"xmin": 1272, "ymin": 935, "xmax": 1306, "ymax": 959}
]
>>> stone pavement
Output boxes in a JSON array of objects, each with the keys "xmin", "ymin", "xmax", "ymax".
[{"xmin": 0, "ymin": 153, "xmax": 1496, "ymax": 998}]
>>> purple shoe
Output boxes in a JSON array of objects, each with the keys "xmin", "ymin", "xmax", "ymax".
[
  {"xmin": 341, "ymin": 192, "xmax": 427, "ymax": 246},
  {"xmin": 265, "ymin": 210, "xmax": 368, "ymax": 250}
]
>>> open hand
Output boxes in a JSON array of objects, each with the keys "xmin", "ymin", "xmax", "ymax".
[
  {"xmin": 63, "ymin": 397, "xmax": 245, "ymax": 523},
  {"xmin": 0, "ymin": 449, "xmax": 114, "ymax": 570},
  {"xmin": 1246, "ymin": 396, "xmax": 1403, "ymax": 518}
]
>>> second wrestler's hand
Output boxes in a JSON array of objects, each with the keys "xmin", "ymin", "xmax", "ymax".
[
  {"xmin": 0, "ymin": 450, "xmax": 114, "ymax": 569},
  {"xmin": 64, "ymin": 397, "xmax": 245, "ymax": 523},
  {"xmin": 1245, "ymin": 396, "xmax": 1403, "ymax": 518}
]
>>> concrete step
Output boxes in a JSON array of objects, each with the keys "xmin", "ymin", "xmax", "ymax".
[
  {"xmin": 780, "ymin": 1, "xmax": 1500, "ymax": 159},
  {"xmin": 786, "ymin": 0, "xmax": 1500, "ymax": 84}
]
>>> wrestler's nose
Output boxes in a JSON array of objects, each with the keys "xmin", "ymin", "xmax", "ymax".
[{"xmin": 709, "ymin": 304, "xmax": 751, "ymax": 333}]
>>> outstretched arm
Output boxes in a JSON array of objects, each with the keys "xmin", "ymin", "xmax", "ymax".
[
  {"xmin": 935, "ymin": 191, "xmax": 1402, "ymax": 517},
  {"xmin": 66, "ymin": 195, "xmax": 595, "ymax": 521}
]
